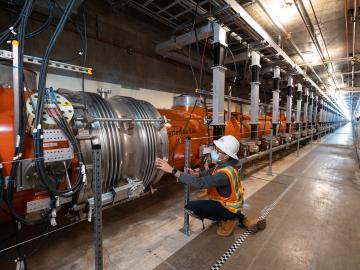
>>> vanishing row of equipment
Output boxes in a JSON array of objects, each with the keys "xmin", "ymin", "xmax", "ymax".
[{"xmin": 0, "ymin": 63, "xmax": 345, "ymax": 225}]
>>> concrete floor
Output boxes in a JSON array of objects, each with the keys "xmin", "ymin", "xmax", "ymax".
[
  {"xmin": 1, "ymin": 123, "xmax": 359, "ymax": 270},
  {"xmin": 155, "ymin": 123, "xmax": 360, "ymax": 270}
]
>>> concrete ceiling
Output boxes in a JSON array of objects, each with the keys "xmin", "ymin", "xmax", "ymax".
[
  {"xmin": 117, "ymin": 0, "xmax": 360, "ymax": 117},
  {"xmin": 243, "ymin": 0, "xmax": 360, "ymax": 116}
]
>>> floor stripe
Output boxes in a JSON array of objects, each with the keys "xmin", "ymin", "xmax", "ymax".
[
  {"xmin": 210, "ymin": 176, "xmax": 299, "ymax": 270},
  {"xmin": 210, "ymin": 143, "xmax": 321, "ymax": 269}
]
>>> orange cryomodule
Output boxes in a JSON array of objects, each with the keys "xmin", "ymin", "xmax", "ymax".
[
  {"xmin": 0, "ymin": 88, "xmax": 45, "ymax": 221},
  {"xmin": 0, "ymin": 90, "xmax": 294, "ymax": 222},
  {"xmin": 0, "ymin": 88, "xmax": 78, "ymax": 222},
  {"xmin": 159, "ymin": 101, "xmax": 290, "ymax": 170}
]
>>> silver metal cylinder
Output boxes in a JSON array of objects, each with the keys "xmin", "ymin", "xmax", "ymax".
[
  {"xmin": 303, "ymin": 88, "xmax": 309, "ymax": 127},
  {"xmin": 286, "ymin": 77, "xmax": 293, "ymax": 125},
  {"xmin": 173, "ymin": 95, "xmax": 203, "ymax": 108},
  {"xmin": 286, "ymin": 95, "xmax": 292, "ymax": 124},
  {"xmin": 60, "ymin": 90, "xmax": 169, "ymax": 201},
  {"xmin": 250, "ymin": 82, "xmax": 260, "ymax": 125},
  {"xmin": 296, "ymin": 83, "xmax": 302, "ymax": 124},
  {"xmin": 272, "ymin": 91, "xmax": 279, "ymax": 125}
]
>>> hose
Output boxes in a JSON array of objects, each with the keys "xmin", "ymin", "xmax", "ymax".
[
  {"xmin": 5, "ymin": 0, "xmax": 47, "ymax": 226},
  {"xmin": 33, "ymin": 0, "xmax": 85, "ymax": 198},
  {"xmin": 25, "ymin": 0, "xmax": 55, "ymax": 39}
]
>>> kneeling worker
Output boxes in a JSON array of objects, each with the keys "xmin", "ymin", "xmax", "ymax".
[{"xmin": 156, "ymin": 135, "xmax": 266, "ymax": 237}]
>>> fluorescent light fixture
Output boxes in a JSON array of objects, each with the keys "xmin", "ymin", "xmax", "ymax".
[
  {"xmin": 266, "ymin": 0, "xmax": 297, "ymax": 25},
  {"xmin": 328, "ymin": 90, "xmax": 352, "ymax": 120}
]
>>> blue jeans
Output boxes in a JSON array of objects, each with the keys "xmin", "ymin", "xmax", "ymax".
[{"xmin": 185, "ymin": 200, "xmax": 244, "ymax": 222}]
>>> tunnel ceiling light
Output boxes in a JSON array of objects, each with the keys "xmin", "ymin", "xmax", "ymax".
[
  {"xmin": 265, "ymin": 0, "xmax": 298, "ymax": 25},
  {"xmin": 329, "ymin": 90, "xmax": 352, "ymax": 120},
  {"xmin": 302, "ymin": 50, "xmax": 315, "ymax": 64}
]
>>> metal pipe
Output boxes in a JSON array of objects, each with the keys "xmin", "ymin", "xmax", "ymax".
[
  {"xmin": 286, "ymin": 77, "xmax": 293, "ymax": 133},
  {"xmin": 197, "ymin": 89, "xmax": 290, "ymax": 111},
  {"xmin": 310, "ymin": 122, "xmax": 313, "ymax": 147},
  {"xmin": 296, "ymin": 83, "xmax": 303, "ymax": 130},
  {"xmin": 255, "ymin": 0, "xmax": 327, "ymax": 87},
  {"xmin": 308, "ymin": 0, "xmax": 338, "ymax": 78},
  {"xmin": 12, "ymin": 41, "xmax": 20, "ymax": 144},
  {"xmin": 250, "ymin": 51, "xmax": 261, "ymax": 139},
  {"xmin": 77, "ymin": 117, "xmax": 165, "ymax": 123},
  {"xmin": 294, "ymin": 0, "xmax": 338, "ymax": 88},
  {"xmin": 314, "ymin": 96, "xmax": 318, "ymax": 130},
  {"xmin": 181, "ymin": 137, "xmax": 191, "ymax": 236},
  {"xmin": 272, "ymin": 66, "xmax": 280, "ymax": 135},
  {"xmin": 268, "ymin": 129, "xmax": 273, "ymax": 176},
  {"xmin": 342, "ymin": 69, "xmax": 360, "ymax": 75},
  {"xmin": 221, "ymin": 0, "xmax": 345, "ymax": 117},
  {"xmin": 240, "ymin": 132, "xmax": 313, "ymax": 164},
  {"xmin": 212, "ymin": 22, "xmax": 227, "ymax": 128},
  {"xmin": 303, "ymin": 88, "xmax": 309, "ymax": 132},
  {"xmin": 92, "ymin": 145, "xmax": 103, "ymax": 270},
  {"xmin": 352, "ymin": 0, "xmax": 358, "ymax": 89},
  {"xmin": 309, "ymin": 91, "xmax": 314, "ymax": 129},
  {"xmin": 298, "ymin": 56, "xmax": 359, "ymax": 67},
  {"xmin": 345, "ymin": 0, "xmax": 350, "ymax": 78}
]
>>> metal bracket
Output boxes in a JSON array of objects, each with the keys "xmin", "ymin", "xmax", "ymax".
[
  {"xmin": 43, "ymin": 129, "xmax": 73, "ymax": 163},
  {"xmin": 26, "ymin": 196, "xmax": 71, "ymax": 214},
  {"xmin": 92, "ymin": 144, "xmax": 103, "ymax": 270},
  {"xmin": 0, "ymin": 49, "xmax": 92, "ymax": 75},
  {"xmin": 180, "ymin": 137, "xmax": 191, "ymax": 236}
]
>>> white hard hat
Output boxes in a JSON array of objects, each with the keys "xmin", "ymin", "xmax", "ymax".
[{"xmin": 214, "ymin": 135, "xmax": 240, "ymax": 160}]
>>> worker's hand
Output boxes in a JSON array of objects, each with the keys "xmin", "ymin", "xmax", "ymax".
[
  {"xmin": 155, "ymin": 158, "xmax": 173, "ymax": 173},
  {"xmin": 204, "ymin": 156, "xmax": 211, "ymax": 170},
  {"xmin": 186, "ymin": 168, "xmax": 199, "ymax": 177}
]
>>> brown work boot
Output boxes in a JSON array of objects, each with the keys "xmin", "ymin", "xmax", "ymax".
[
  {"xmin": 217, "ymin": 219, "xmax": 237, "ymax": 237},
  {"xmin": 242, "ymin": 217, "xmax": 266, "ymax": 233}
]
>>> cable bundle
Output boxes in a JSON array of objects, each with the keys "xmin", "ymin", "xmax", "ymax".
[
  {"xmin": 0, "ymin": 0, "xmax": 55, "ymax": 45},
  {"xmin": 4, "ymin": 0, "xmax": 84, "ymax": 225},
  {"xmin": 33, "ymin": 0, "xmax": 85, "ymax": 199}
]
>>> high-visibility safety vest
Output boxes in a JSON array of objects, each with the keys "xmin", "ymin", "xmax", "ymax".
[{"xmin": 207, "ymin": 166, "xmax": 244, "ymax": 213}]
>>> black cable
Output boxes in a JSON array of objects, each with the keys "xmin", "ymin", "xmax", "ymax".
[
  {"xmin": 81, "ymin": 8, "xmax": 87, "ymax": 109},
  {"xmin": 186, "ymin": 45, "xmax": 198, "ymax": 89},
  {"xmin": 34, "ymin": 6, "xmax": 86, "ymax": 196},
  {"xmin": 51, "ymin": 0, "xmax": 86, "ymax": 63},
  {"xmin": 0, "ymin": 3, "xmax": 24, "ymax": 45},
  {"xmin": 0, "ymin": 0, "xmax": 51, "ymax": 44},
  {"xmin": 5, "ymin": 0, "xmax": 46, "ymax": 226},
  {"xmin": 226, "ymin": 46, "xmax": 238, "ymax": 92},
  {"xmin": 25, "ymin": 0, "xmax": 54, "ymax": 39}
]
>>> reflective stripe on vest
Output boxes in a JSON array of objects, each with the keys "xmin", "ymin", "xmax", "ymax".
[{"xmin": 207, "ymin": 166, "xmax": 244, "ymax": 213}]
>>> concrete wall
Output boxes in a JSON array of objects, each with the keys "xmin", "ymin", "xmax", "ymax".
[
  {"xmin": 46, "ymin": 73, "xmax": 250, "ymax": 113},
  {"xmin": 0, "ymin": 1, "xmax": 251, "ymax": 114},
  {"xmin": 46, "ymin": 73, "xmax": 177, "ymax": 109},
  {"xmin": 0, "ymin": 0, "xmax": 209, "ymax": 95}
]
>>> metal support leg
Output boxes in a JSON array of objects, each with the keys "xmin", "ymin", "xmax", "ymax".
[
  {"xmin": 310, "ymin": 124, "xmax": 313, "ymax": 148},
  {"xmin": 268, "ymin": 129, "xmax": 273, "ymax": 176},
  {"xmin": 92, "ymin": 144, "xmax": 103, "ymax": 270},
  {"xmin": 297, "ymin": 125, "xmax": 301, "ymax": 157},
  {"xmin": 180, "ymin": 137, "xmax": 191, "ymax": 236},
  {"xmin": 12, "ymin": 41, "xmax": 20, "ymax": 143},
  {"xmin": 240, "ymin": 162, "xmax": 245, "ymax": 179}
]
